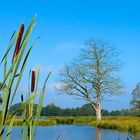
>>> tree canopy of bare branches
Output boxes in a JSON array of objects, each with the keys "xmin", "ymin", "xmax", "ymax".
[{"xmin": 57, "ymin": 39, "xmax": 123, "ymax": 120}]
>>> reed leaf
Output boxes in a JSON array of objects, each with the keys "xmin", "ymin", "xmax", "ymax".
[
  {"xmin": 0, "ymin": 32, "xmax": 18, "ymax": 64},
  {"xmin": 10, "ymin": 93, "xmax": 38, "ymax": 119},
  {"xmin": 10, "ymin": 45, "xmax": 34, "ymax": 106},
  {"xmin": 22, "ymin": 93, "xmax": 27, "ymax": 140},
  {"xmin": 1, "ymin": 88, "xmax": 8, "ymax": 125},
  {"xmin": 2, "ymin": 16, "xmax": 36, "ymax": 127},
  {"xmin": 21, "ymin": 16, "xmax": 36, "ymax": 47},
  {"xmin": 35, "ymin": 65, "xmax": 40, "ymax": 95},
  {"xmin": 6, "ymin": 115, "xmax": 15, "ymax": 140},
  {"xmin": 34, "ymin": 72, "xmax": 51, "ymax": 126},
  {"xmin": 9, "ymin": 31, "xmax": 16, "ymax": 44},
  {"xmin": 4, "ymin": 56, "xmax": 7, "ymax": 80}
]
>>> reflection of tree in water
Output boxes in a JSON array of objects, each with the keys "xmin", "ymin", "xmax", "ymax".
[
  {"xmin": 96, "ymin": 128, "xmax": 102, "ymax": 140},
  {"xmin": 95, "ymin": 129, "xmax": 140, "ymax": 140}
]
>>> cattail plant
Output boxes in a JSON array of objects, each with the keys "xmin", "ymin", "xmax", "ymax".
[
  {"xmin": 22, "ymin": 66, "xmax": 51, "ymax": 140},
  {"xmin": 0, "ymin": 16, "xmax": 37, "ymax": 140},
  {"xmin": 0, "ymin": 16, "xmax": 51, "ymax": 140},
  {"xmin": 21, "ymin": 93, "xmax": 24, "ymax": 103},
  {"xmin": 31, "ymin": 70, "xmax": 36, "ymax": 93},
  {"xmin": 28, "ymin": 69, "xmax": 36, "ymax": 140},
  {"xmin": 12, "ymin": 23, "xmax": 24, "ymax": 63}
]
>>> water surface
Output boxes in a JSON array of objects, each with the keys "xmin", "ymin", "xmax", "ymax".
[{"xmin": 3, "ymin": 125, "xmax": 140, "ymax": 140}]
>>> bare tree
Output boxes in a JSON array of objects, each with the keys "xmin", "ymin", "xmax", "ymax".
[
  {"xmin": 57, "ymin": 39, "xmax": 122, "ymax": 120},
  {"xmin": 130, "ymin": 83, "xmax": 140, "ymax": 110}
]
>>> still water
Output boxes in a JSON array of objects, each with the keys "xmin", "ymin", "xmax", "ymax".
[{"xmin": 3, "ymin": 125, "xmax": 140, "ymax": 140}]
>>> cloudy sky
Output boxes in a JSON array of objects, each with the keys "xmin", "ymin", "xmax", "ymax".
[{"xmin": 0, "ymin": 0, "xmax": 140, "ymax": 110}]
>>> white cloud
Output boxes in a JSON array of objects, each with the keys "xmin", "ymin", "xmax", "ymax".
[
  {"xmin": 48, "ymin": 82, "xmax": 65, "ymax": 92},
  {"xmin": 55, "ymin": 41, "xmax": 84, "ymax": 52}
]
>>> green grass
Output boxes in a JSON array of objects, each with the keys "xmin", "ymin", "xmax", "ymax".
[
  {"xmin": 33, "ymin": 116, "xmax": 140, "ymax": 133},
  {"xmin": 2, "ymin": 119, "xmax": 56, "ymax": 126},
  {"xmin": 90, "ymin": 116, "xmax": 140, "ymax": 132},
  {"xmin": 73, "ymin": 116, "xmax": 96, "ymax": 125},
  {"xmin": 50, "ymin": 117, "xmax": 74, "ymax": 125},
  {"xmin": 3, "ymin": 116, "xmax": 140, "ymax": 133},
  {"xmin": 48, "ymin": 116, "xmax": 96, "ymax": 125}
]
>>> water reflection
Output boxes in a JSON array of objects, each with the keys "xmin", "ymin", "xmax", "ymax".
[
  {"xmin": 95, "ymin": 128, "xmax": 140, "ymax": 140},
  {"xmin": 96, "ymin": 128, "xmax": 102, "ymax": 140}
]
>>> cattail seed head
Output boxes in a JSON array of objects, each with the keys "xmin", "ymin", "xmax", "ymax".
[
  {"xmin": 21, "ymin": 93, "xmax": 24, "ymax": 102},
  {"xmin": 31, "ymin": 70, "xmax": 36, "ymax": 92},
  {"xmin": 12, "ymin": 23, "xmax": 24, "ymax": 63}
]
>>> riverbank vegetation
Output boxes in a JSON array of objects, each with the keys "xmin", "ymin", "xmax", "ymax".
[
  {"xmin": 1, "ymin": 116, "xmax": 140, "ymax": 133},
  {"xmin": 50, "ymin": 116, "xmax": 140, "ymax": 133},
  {"xmin": 90, "ymin": 117, "xmax": 140, "ymax": 132}
]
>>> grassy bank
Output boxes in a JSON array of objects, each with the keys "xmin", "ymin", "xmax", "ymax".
[
  {"xmin": 90, "ymin": 116, "xmax": 140, "ymax": 132},
  {"xmin": 3, "ymin": 116, "xmax": 140, "ymax": 132},
  {"xmin": 49, "ymin": 116, "xmax": 96, "ymax": 125},
  {"xmin": 5, "ymin": 119, "xmax": 57, "ymax": 126},
  {"xmin": 43, "ymin": 116, "xmax": 140, "ymax": 132}
]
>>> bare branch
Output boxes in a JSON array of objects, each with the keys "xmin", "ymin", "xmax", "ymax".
[{"xmin": 56, "ymin": 39, "xmax": 123, "ymax": 120}]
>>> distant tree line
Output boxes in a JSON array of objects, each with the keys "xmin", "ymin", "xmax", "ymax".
[
  {"xmin": 5, "ymin": 82, "xmax": 140, "ymax": 117},
  {"xmin": 8, "ymin": 103, "xmax": 140, "ymax": 117},
  {"xmin": 131, "ymin": 82, "xmax": 140, "ymax": 111}
]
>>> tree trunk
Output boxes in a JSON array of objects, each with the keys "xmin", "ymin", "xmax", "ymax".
[
  {"xmin": 96, "ymin": 102, "xmax": 101, "ymax": 120},
  {"xmin": 89, "ymin": 99, "xmax": 102, "ymax": 120}
]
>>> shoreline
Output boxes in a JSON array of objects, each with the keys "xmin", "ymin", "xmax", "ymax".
[{"xmin": 3, "ymin": 116, "xmax": 140, "ymax": 133}]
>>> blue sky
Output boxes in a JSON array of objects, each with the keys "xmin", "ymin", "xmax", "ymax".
[{"xmin": 0, "ymin": 0, "xmax": 140, "ymax": 111}]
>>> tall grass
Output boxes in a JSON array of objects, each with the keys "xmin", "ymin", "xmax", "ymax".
[
  {"xmin": 22, "ymin": 67, "xmax": 51, "ymax": 140},
  {"xmin": 0, "ymin": 16, "xmax": 51, "ymax": 140},
  {"xmin": 43, "ymin": 116, "xmax": 140, "ymax": 133},
  {"xmin": 49, "ymin": 116, "xmax": 96, "ymax": 125},
  {"xmin": 90, "ymin": 117, "xmax": 140, "ymax": 132},
  {"xmin": 0, "ymin": 16, "xmax": 36, "ymax": 140}
]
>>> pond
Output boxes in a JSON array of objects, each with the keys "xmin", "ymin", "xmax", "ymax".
[{"xmin": 3, "ymin": 125, "xmax": 140, "ymax": 140}]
